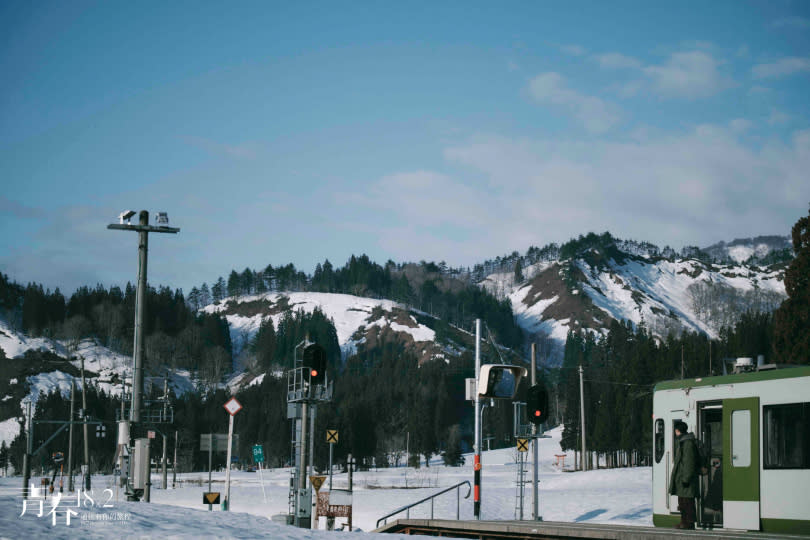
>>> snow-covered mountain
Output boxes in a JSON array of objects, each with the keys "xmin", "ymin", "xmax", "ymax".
[
  {"xmin": 0, "ymin": 318, "xmax": 198, "ymax": 448},
  {"xmin": 202, "ymin": 291, "xmax": 463, "ymax": 391},
  {"xmin": 480, "ymin": 240, "xmax": 786, "ymax": 364},
  {"xmin": 701, "ymin": 235, "xmax": 792, "ymax": 265},
  {"xmin": 1, "ymin": 233, "xmax": 793, "ymax": 447}
]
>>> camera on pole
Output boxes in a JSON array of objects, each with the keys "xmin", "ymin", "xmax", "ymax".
[{"xmin": 526, "ymin": 383, "xmax": 549, "ymax": 425}]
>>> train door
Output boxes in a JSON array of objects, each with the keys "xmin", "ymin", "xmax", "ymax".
[
  {"xmin": 667, "ymin": 413, "xmax": 683, "ymax": 512},
  {"xmin": 698, "ymin": 403, "xmax": 723, "ymax": 528},
  {"xmin": 722, "ymin": 397, "xmax": 760, "ymax": 531}
]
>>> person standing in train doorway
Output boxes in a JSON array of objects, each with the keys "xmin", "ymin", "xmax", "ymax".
[{"xmin": 670, "ymin": 421, "xmax": 699, "ymax": 529}]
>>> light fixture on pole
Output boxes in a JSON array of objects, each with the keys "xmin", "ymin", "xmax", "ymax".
[{"xmin": 107, "ymin": 210, "xmax": 179, "ymax": 424}]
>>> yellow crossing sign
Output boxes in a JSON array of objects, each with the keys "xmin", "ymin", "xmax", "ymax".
[
  {"xmin": 517, "ymin": 438, "xmax": 529, "ymax": 452},
  {"xmin": 203, "ymin": 492, "xmax": 221, "ymax": 504},
  {"xmin": 326, "ymin": 429, "xmax": 339, "ymax": 444},
  {"xmin": 309, "ymin": 475, "xmax": 326, "ymax": 492}
]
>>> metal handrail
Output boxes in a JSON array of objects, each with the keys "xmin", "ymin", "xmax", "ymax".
[{"xmin": 376, "ymin": 480, "xmax": 471, "ymax": 528}]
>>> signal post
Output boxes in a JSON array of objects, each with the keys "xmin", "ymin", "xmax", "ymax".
[
  {"xmin": 287, "ymin": 339, "xmax": 332, "ymax": 529},
  {"xmin": 469, "ymin": 318, "xmax": 527, "ymax": 520}
]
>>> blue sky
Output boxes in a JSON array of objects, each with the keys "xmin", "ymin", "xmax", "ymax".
[{"xmin": 2, "ymin": 0, "xmax": 809, "ymax": 294}]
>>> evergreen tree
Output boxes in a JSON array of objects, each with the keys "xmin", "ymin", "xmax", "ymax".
[
  {"xmin": 514, "ymin": 260, "xmax": 524, "ymax": 283},
  {"xmin": 212, "ymin": 277, "xmax": 225, "ymax": 302},
  {"xmin": 200, "ymin": 283, "xmax": 211, "ymax": 306},
  {"xmin": 227, "ymin": 270, "xmax": 241, "ymax": 299},
  {"xmin": 443, "ymin": 424, "xmax": 464, "ymax": 466},
  {"xmin": 240, "ymin": 268, "xmax": 255, "ymax": 296},
  {"xmin": 188, "ymin": 286, "xmax": 200, "ymax": 311},
  {"xmin": 773, "ymin": 205, "xmax": 810, "ymax": 364}
]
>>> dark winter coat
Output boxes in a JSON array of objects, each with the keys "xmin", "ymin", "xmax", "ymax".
[{"xmin": 670, "ymin": 432, "xmax": 699, "ymax": 498}]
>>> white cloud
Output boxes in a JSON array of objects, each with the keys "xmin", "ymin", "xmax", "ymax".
[
  {"xmin": 180, "ymin": 136, "xmax": 258, "ymax": 159},
  {"xmin": 643, "ymin": 51, "xmax": 731, "ymax": 98},
  {"xmin": 352, "ymin": 127, "xmax": 810, "ymax": 263},
  {"xmin": 748, "ymin": 85, "xmax": 771, "ymax": 96},
  {"xmin": 752, "ymin": 57, "xmax": 810, "ymax": 79},
  {"xmin": 528, "ymin": 72, "xmax": 621, "ymax": 134},
  {"xmin": 729, "ymin": 118, "xmax": 751, "ymax": 133},
  {"xmin": 770, "ymin": 16, "xmax": 810, "ymax": 29},
  {"xmin": 594, "ymin": 53, "xmax": 642, "ymax": 70},
  {"xmin": 560, "ymin": 44, "xmax": 587, "ymax": 56},
  {"xmin": 768, "ymin": 110, "xmax": 790, "ymax": 125}
]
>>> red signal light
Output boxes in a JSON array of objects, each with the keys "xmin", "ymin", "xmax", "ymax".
[
  {"xmin": 311, "ymin": 369, "xmax": 319, "ymax": 377},
  {"xmin": 534, "ymin": 410, "xmax": 541, "ymax": 417}
]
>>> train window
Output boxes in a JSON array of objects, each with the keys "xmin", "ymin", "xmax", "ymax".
[
  {"xmin": 731, "ymin": 410, "xmax": 751, "ymax": 467},
  {"xmin": 764, "ymin": 403, "xmax": 810, "ymax": 469},
  {"xmin": 654, "ymin": 419, "xmax": 664, "ymax": 463}
]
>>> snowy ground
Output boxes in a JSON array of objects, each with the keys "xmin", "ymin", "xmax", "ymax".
[{"xmin": 0, "ymin": 427, "xmax": 651, "ymax": 538}]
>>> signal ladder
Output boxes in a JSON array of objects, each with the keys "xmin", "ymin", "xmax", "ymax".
[{"xmin": 513, "ymin": 449, "xmax": 528, "ymax": 520}]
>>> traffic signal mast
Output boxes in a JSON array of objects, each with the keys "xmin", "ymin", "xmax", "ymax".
[{"xmin": 287, "ymin": 338, "xmax": 332, "ymax": 528}]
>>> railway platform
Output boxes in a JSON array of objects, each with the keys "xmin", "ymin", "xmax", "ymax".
[{"xmin": 374, "ymin": 519, "xmax": 808, "ymax": 539}]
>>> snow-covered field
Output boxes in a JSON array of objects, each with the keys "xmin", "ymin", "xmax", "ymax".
[{"xmin": 0, "ymin": 427, "xmax": 651, "ymax": 538}]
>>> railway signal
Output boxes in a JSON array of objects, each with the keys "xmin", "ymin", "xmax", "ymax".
[
  {"xmin": 527, "ymin": 384, "xmax": 549, "ymax": 425},
  {"xmin": 303, "ymin": 343, "xmax": 327, "ymax": 385}
]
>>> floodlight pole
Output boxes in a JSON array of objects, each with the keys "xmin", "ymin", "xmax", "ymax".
[
  {"xmin": 107, "ymin": 211, "xmax": 179, "ymax": 424},
  {"xmin": 531, "ymin": 342, "xmax": 539, "ymax": 520},
  {"xmin": 474, "ymin": 318, "xmax": 482, "ymax": 520}
]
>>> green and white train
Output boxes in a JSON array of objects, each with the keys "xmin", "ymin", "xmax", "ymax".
[{"xmin": 652, "ymin": 360, "xmax": 810, "ymax": 534}]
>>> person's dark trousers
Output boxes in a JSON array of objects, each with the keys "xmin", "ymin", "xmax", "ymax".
[{"xmin": 677, "ymin": 497, "xmax": 696, "ymax": 529}]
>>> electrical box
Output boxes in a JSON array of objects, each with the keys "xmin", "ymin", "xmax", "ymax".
[
  {"xmin": 132, "ymin": 438, "xmax": 150, "ymax": 490},
  {"xmin": 465, "ymin": 378, "xmax": 477, "ymax": 401}
]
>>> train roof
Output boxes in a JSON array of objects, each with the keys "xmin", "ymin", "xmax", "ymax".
[{"xmin": 654, "ymin": 364, "xmax": 810, "ymax": 392}]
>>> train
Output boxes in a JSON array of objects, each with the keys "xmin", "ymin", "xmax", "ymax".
[{"xmin": 652, "ymin": 359, "xmax": 810, "ymax": 534}]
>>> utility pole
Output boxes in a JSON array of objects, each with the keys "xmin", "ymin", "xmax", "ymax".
[
  {"xmin": 531, "ymin": 342, "xmax": 539, "ymax": 521},
  {"xmin": 133, "ymin": 211, "xmax": 147, "ymax": 423},
  {"xmin": 162, "ymin": 379, "xmax": 168, "ymax": 490},
  {"xmin": 22, "ymin": 400, "xmax": 32, "ymax": 499},
  {"xmin": 579, "ymin": 365, "xmax": 587, "ymax": 471},
  {"xmin": 473, "ymin": 318, "xmax": 482, "ymax": 520},
  {"xmin": 118, "ymin": 376, "xmax": 128, "ymax": 488},
  {"xmin": 681, "ymin": 343, "xmax": 684, "ymax": 379},
  {"xmin": 81, "ymin": 355, "xmax": 90, "ymax": 490},
  {"xmin": 296, "ymin": 401, "xmax": 309, "ymax": 527},
  {"xmin": 172, "ymin": 430, "xmax": 178, "ymax": 489},
  {"xmin": 67, "ymin": 381, "xmax": 75, "ymax": 492},
  {"xmin": 107, "ymin": 211, "xmax": 179, "ymax": 424},
  {"xmin": 709, "ymin": 340, "xmax": 712, "ymax": 375}
]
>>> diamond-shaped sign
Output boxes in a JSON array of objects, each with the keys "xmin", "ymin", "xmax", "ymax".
[
  {"xmin": 224, "ymin": 397, "xmax": 243, "ymax": 416},
  {"xmin": 309, "ymin": 475, "xmax": 326, "ymax": 492}
]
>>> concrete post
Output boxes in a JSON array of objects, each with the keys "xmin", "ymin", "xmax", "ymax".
[
  {"xmin": 579, "ymin": 365, "xmax": 587, "ymax": 471},
  {"xmin": 225, "ymin": 414, "xmax": 234, "ymax": 510},
  {"xmin": 81, "ymin": 356, "xmax": 90, "ymax": 490},
  {"xmin": 172, "ymin": 430, "xmax": 178, "ymax": 489},
  {"xmin": 132, "ymin": 210, "xmax": 149, "ymax": 423},
  {"xmin": 296, "ymin": 400, "xmax": 309, "ymax": 527},
  {"xmin": 22, "ymin": 401, "xmax": 32, "ymax": 499},
  {"xmin": 531, "ymin": 343, "xmax": 539, "ymax": 520},
  {"xmin": 473, "ymin": 319, "xmax": 482, "ymax": 519},
  {"xmin": 161, "ymin": 380, "xmax": 168, "ymax": 490},
  {"xmin": 67, "ymin": 381, "xmax": 75, "ymax": 492}
]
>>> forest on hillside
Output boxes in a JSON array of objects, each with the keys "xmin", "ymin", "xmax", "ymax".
[{"xmin": 2, "ymin": 207, "xmax": 808, "ymax": 478}]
